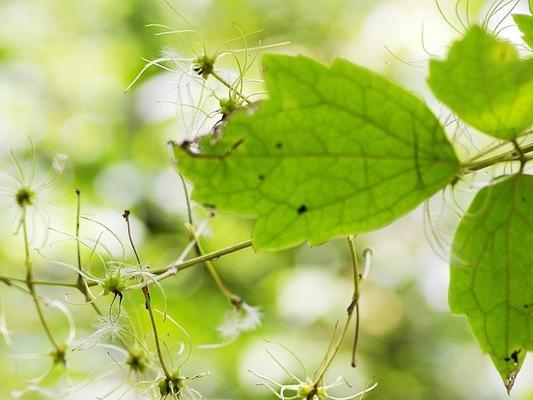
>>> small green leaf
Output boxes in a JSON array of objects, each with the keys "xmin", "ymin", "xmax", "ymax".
[
  {"xmin": 513, "ymin": 14, "xmax": 533, "ymax": 48},
  {"xmin": 428, "ymin": 26, "xmax": 533, "ymax": 140},
  {"xmin": 449, "ymin": 174, "xmax": 533, "ymax": 392},
  {"xmin": 175, "ymin": 55, "xmax": 460, "ymax": 250}
]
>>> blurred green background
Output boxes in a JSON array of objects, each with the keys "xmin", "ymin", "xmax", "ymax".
[{"xmin": 0, "ymin": 0, "xmax": 532, "ymax": 399}]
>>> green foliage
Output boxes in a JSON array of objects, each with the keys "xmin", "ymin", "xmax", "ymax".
[
  {"xmin": 449, "ymin": 174, "xmax": 533, "ymax": 392},
  {"xmin": 513, "ymin": 14, "xmax": 533, "ymax": 49},
  {"xmin": 428, "ymin": 26, "xmax": 533, "ymax": 140},
  {"xmin": 175, "ymin": 55, "xmax": 460, "ymax": 250},
  {"xmin": 2, "ymin": 2, "xmax": 533, "ymax": 397},
  {"xmin": 175, "ymin": 23, "xmax": 533, "ymax": 388}
]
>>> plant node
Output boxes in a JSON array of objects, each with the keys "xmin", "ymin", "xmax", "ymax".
[
  {"xmin": 126, "ymin": 348, "xmax": 148, "ymax": 373},
  {"xmin": 192, "ymin": 55, "xmax": 216, "ymax": 79},
  {"xmin": 15, "ymin": 187, "xmax": 35, "ymax": 207},
  {"xmin": 158, "ymin": 371, "xmax": 185, "ymax": 396},
  {"xmin": 103, "ymin": 273, "xmax": 126, "ymax": 297},
  {"xmin": 219, "ymin": 97, "xmax": 239, "ymax": 118},
  {"xmin": 49, "ymin": 343, "xmax": 68, "ymax": 365},
  {"xmin": 299, "ymin": 382, "xmax": 326, "ymax": 399},
  {"xmin": 229, "ymin": 294, "xmax": 244, "ymax": 308}
]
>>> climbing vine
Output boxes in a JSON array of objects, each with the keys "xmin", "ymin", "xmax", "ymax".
[{"xmin": 0, "ymin": 0, "xmax": 531, "ymax": 398}]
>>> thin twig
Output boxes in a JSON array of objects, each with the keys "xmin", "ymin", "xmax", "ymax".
[{"xmin": 123, "ymin": 210, "xmax": 172, "ymax": 380}]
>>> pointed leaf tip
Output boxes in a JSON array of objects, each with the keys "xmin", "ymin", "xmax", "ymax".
[{"xmin": 450, "ymin": 174, "xmax": 533, "ymax": 390}]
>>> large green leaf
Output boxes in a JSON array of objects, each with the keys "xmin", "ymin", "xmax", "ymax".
[
  {"xmin": 175, "ymin": 55, "xmax": 459, "ymax": 250},
  {"xmin": 513, "ymin": 14, "xmax": 533, "ymax": 49},
  {"xmin": 428, "ymin": 26, "xmax": 533, "ymax": 140},
  {"xmin": 449, "ymin": 174, "xmax": 533, "ymax": 392}
]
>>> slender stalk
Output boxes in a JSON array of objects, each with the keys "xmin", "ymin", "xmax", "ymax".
[
  {"xmin": 0, "ymin": 239, "xmax": 254, "ymax": 290},
  {"xmin": 73, "ymin": 192, "xmax": 135, "ymax": 353},
  {"xmin": 347, "ymin": 236, "xmax": 361, "ymax": 368},
  {"xmin": 312, "ymin": 311, "xmax": 353, "ymax": 390},
  {"xmin": 74, "ymin": 189, "xmax": 101, "ymax": 316},
  {"xmin": 21, "ymin": 206, "xmax": 60, "ymax": 352},
  {"xmin": 210, "ymin": 70, "xmax": 251, "ymax": 105},
  {"xmin": 0, "ymin": 276, "xmax": 78, "ymax": 287},
  {"xmin": 151, "ymin": 239, "xmax": 253, "ymax": 275},
  {"xmin": 123, "ymin": 210, "xmax": 172, "ymax": 380},
  {"xmin": 197, "ymin": 239, "xmax": 242, "ymax": 306},
  {"xmin": 178, "ymin": 173, "xmax": 193, "ymax": 227},
  {"xmin": 512, "ymin": 139, "xmax": 527, "ymax": 173},
  {"xmin": 462, "ymin": 142, "xmax": 533, "ymax": 174},
  {"xmin": 311, "ymin": 237, "xmax": 364, "ymax": 390},
  {"xmin": 178, "ymin": 170, "xmax": 242, "ymax": 306}
]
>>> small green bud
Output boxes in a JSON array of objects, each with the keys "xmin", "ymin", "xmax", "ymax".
[
  {"xmin": 158, "ymin": 378, "xmax": 170, "ymax": 396},
  {"xmin": 219, "ymin": 97, "xmax": 238, "ymax": 117},
  {"xmin": 15, "ymin": 187, "xmax": 35, "ymax": 207},
  {"xmin": 192, "ymin": 55, "xmax": 215, "ymax": 79},
  {"xmin": 298, "ymin": 383, "xmax": 325, "ymax": 399},
  {"xmin": 158, "ymin": 372, "xmax": 185, "ymax": 396},
  {"xmin": 126, "ymin": 348, "xmax": 148, "ymax": 373},
  {"xmin": 103, "ymin": 273, "xmax": 126, "ymax": 296},
  {"xmin": 49, "ymin": 343, "xmax": 68, "ymax": 365},
  {"xmin": 298, "ymin": 385, "xmax": 311, "ymax": 396}
]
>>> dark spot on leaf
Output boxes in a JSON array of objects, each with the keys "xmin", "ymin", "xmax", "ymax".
[
  {"xmin": 504, "ymin": 357, "xmax": 511, "ymax": 362},
  {"xmin": 511, "ymin": 349, "xmax": 521, "ymax": 364},
  {"xmin": 495, "ymin": 43, "xmax": 513, "ymax": 61},
  {"xmin": 258, "ymin": 175, "xmax": 265, "ymax": 181},
  {"xmin": 180, "ymin": 140, "xmax": 192, "ymax": 149},
  {"xmin": 202, "ymin": 203, "xmax": 216, "ymax": 209},
  {"xmin": 275, "ymin": 142, "xmax": 283, "ymax": 149},
  {"xmin": 525, "ymin": 304, "xmax": 530, "ymax": 309},
  {"xmin": 521, "ymin": 196, "xmax": 526, "ymax": 202},
  {"xmin": 297, "ymin": 204, "xmax": 308, "ymax": 214}
]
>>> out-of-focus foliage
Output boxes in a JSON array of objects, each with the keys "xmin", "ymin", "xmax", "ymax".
[
  {"xmin": 513, "ymin": 13, "xmax": 533, "ymax": 46},
  {"xmin": 0, "ymin": 1, "xmax": 532, "ymax": 400},
  {"xmin": 428, "ymin": 26, "xmax": 533, "ymax": 140}
]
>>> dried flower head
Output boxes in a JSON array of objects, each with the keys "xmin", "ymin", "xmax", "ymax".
[
  {"xmin": 217, "ymin": 302, "xmax": 262, "ymax": 341},
  {"xmin": 0, "ymin": 149, "xmax": 67, "ymax": 244},
  {"xmin": 251, "ymin": 344, "xmax": 378, "ymax": 400}
]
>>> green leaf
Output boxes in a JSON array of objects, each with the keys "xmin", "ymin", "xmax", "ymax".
[
  {"xmin": 428, "ymin": 26, "xmax": 533, "ymax": 140},
  {"xmin": 175, "ymin": 55, "xmax": 460, "ymax": 250},
  {"xmin": 513, "ymin": 14, "xmax": 533, "ymax": 48},
  {"xmin": 449, "ymin": 174, "xmax": 533, "ymax": 392}
]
